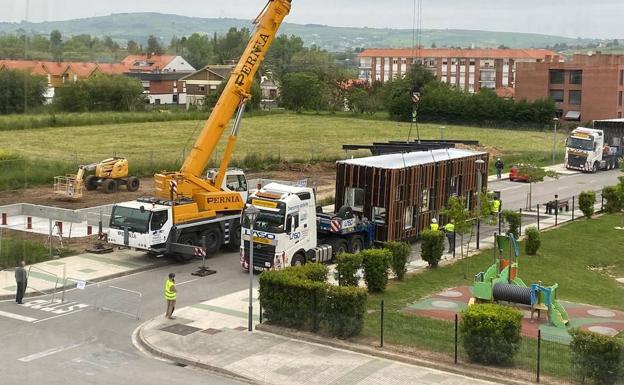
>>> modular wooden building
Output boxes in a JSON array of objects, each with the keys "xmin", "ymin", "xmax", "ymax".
[{"xmin": 334, "ymin": 149, "xmax": 489, "ymax": 242}]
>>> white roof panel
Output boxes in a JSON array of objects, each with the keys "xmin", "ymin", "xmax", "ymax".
[{"xmin": 338, "ymin": 148, "xmax": 486, "ymax": 169}]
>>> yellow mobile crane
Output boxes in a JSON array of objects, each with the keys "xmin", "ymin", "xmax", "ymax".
[{"xmin": 106, "ymin": 0, "xmax": 292, "ymax": 260}]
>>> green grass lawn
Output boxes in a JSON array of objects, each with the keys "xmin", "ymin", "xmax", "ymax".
[
  {"xmin": 362, "ymin": 214, "xmax": 624, "ymax": 381},
  {"xmin": 0, "ymin": 112, "xmax": 564, "ymax": 182}
]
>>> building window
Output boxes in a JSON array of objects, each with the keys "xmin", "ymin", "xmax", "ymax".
[
  {"xmin": 154, "ymin": 99, "xmax": 161, "ymax": 105},
  {"xmin": 198, "ymin": 85, "xmax": 205, "ymax": 92},
  {"xmin": 569, "ymin": 90, "xmax": 582, "ymax": 105},
  {"xmin": 569, "ymin": 70, "xmax": 582, "ymax": 85},
  {"xmin": 421, "ymin": 189, "xmax": 430, "ymax": 211},
  {"xmin": 345, "ymin": 187, "xmax": 365, "ymax": 212},
  {"xmin": 404, "ymin": 206, "xmax": 413, "ymax": 230},
  {"xmin": 373, "ymin": 207, "xmax": 386, "ymax": 224},
  {"xmin": 619, "ymin": 91, "xmax": 623, "ymax": 107},
  {"xmin": 549, "ymin": 90, "xmax": 564, "ymax": 103},
  {"xmin": 549, "ymin": 70, "xmax": 564, "ymax": 84},
  {"xmin": 172, "ymin": 94, "xmax": 178, "ymax": 103},
  {"xmin": 620, "ymin": 70, "xmax": 623, "ymax": 86},
  {"xmin": 393, "ymin": 59, "xmax": 398, "ymax": 65}
]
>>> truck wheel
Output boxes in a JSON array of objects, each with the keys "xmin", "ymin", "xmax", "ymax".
[
  {"xmin": 126, "ymin": 176, "xmax": 140, "ymax": 192},
  {"xmin": 85, "ymin": 175, "xmax": 98, "ymax": 191},
  {"xmin": 201, "ymin": 227, "xmax": 223, "ymax": 254},
  {"xmin": 291, "ymin": 253, "xmax": 305, "ymax": 266},
  {"xmin": 333, "ymin": 239, "xmax": 349, "ymax": 256},
  {"xmin": 102, "ymin": 179, "xmax": 117, "ymax": 194},
  {"xmin": 349, "ymin": 236, "xmax": 364, "ymax": 253},
  {"xmin": 592, "ymin": 162, "xmax": 598, "ymax": 173}
]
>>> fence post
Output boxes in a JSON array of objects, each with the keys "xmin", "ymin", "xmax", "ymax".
[
  {"xmin": 259, "ymin": 302, "xmax": 263, "ymax": 324},
  {"xmin": 601, "ymin": 191, "xmax": 604, "ymax": 212},
  {"xmin": 519, "ymin": 208, "xmax": 522, "ymax": 237},
  {"xmin": 537, "ymin": 204, "xmax": 540, "ymax": 231},
  {"xmin": 572, "ymin": 195, "xmax": 575, "ymax": 221},
  {"xmin": 554, "ymin": 195, "xmax": 559, "ymax": 226},
  {"xmin": 380, "ymin": 299, "xmax": 384, "ymax": 348},
  {"xmin": 454, "ymin": 313, "xmax": 458, "ymax": 364},
  {"xmin": 498, "ymin": 212, "xmax": 502, "ymax": 235},
  {"xmin": 453, "ymin": 230, "xmax": 456, "ymax": 259},
  {"xmin": 537, "ymin": 329, "xmax": 541, "ymax": 383}
]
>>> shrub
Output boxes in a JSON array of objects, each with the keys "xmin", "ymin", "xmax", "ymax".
[
  {"xmin": 603, "ymin": 185, "xmax": 624, "ymax": 214},
  {"xmin": 383, "ymin": 241, "xmax": 411, "ymax": 279},
  {"xmin": 323, "ymin": 285, "xmax": 367, "ymax": 338},
  {"xmin": 419, "ymin": 230, "xmax": 445, "ymax": 268},
  {"xmin": 524, "ymin": 227, "xmax": 541, "ymax": 255},
  {"xmin": 460, "ymin": 304, "xmax": 523, "ymax": 365},
  {"xmin": 259, "ymin": 264, "xmax": 367, "ymax": 338},
  {"xmin": 360, "ymin": 249, "xmax": 391, "ymax": 293},
  {"xmin": 569, "ymin": 329, "xmax": 624, "ymax": 385},
  {"xmin": 336, "ymin": 253, "xmax": 363, "ymax": 286},
  {"xmin": 298, "ymin": 262, "xmax": 329, "ymax": 282},
  {"xmin": 502, "ymin": 210, "xmax": 521, "ymax": 238},
  {"xmin": 578, "ymin": 191, "xmax": 596, "ymax": 219},
  {"xmin": 259, "ymin": 267, "xmax": 326, "ymax": 329}
]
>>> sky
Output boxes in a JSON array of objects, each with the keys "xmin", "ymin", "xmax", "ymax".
[{"xmin": 1, "ymin": 0, "xmax": 622, "ymax": 39}]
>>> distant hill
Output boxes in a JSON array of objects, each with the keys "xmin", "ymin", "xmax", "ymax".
[{"xmin": 0, "ymin": 12, "xmax": 597, "ymax": 51}]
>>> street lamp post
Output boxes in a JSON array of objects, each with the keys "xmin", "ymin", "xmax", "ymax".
[
  {"xmin": 552, "ymin": 117, "xmax": 559, "ymax": 165},
  {"xmin": 245, "ymin": 203, "xmax": 260, "ymax": 332},
  {"xmin": 475, "ymin": 159, "xmax": 485, "ymax": 251}
]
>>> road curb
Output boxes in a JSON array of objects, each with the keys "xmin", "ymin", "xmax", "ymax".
[
  {"xmin": 256, "ymin": 323, "xmax": 535, "ymax": 385},
  {"xmin": 0, "ymin": 258, "xmax": 170, "ymax": 301},
  {"xmin": 136, "ymin": 318, "xmax": 258, "ymax": 385}
]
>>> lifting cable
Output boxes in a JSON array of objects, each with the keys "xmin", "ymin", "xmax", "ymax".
[{"xmin": 407, "ymin": 0, "xmax": 423, "ymax": 143}]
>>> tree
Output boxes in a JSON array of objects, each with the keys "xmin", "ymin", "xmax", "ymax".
[
  {"xmin": 183, "ymin": 33, "xmax": 214, "ymax": 69},
  {"xmin": 346, "ymin": 88, "xmax": 369, "ymax": 114},
  {"xmin": 280, "ymin": 72, "xmax": 324, "ymax": 112},
  {"xmin": 264, "ymin": 34, "xmax": 306, "ymax": 80},
  {"xmin": 517, "ymin": 164, "xmax": 558, "ymax": 208},
  {"xmin": 50, "ymin": 30, "xmax": 63, "ymax": 61},
  {"xmin": 146, "ymin": 35, "xmax": 163, "ymax": 55},
  {"xmin": 216, "ymin": 27, "xmax": 250, "ymax": 64},
  {"xmin": 127, "ymin": 40, "xmax": 140, "ymax": 54},
  {"xmin": 54, "ymin": 74, "xmax": 146, "ymax": 112},
  {"xmin": 0, "ymin": 70, "xmax": 46, "ymax": 114}
]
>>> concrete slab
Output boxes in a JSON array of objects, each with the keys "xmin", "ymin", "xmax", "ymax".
[{"xmin": 0, "ymin": 249, "xmax": 161, "ymax": 300}]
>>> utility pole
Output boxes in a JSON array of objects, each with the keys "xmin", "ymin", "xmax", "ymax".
[{"xmin": 552, "ymin": 117, "xmax": 559, "ymax": 165}]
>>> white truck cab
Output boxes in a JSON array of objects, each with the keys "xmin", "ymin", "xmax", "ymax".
[
  {"xmin": 240, "ymin": 183, "xmax": 317, "ymax": 271},
  {"xmin": 565, "ymin": 127, "xmax": 619, "ymax": 172}
]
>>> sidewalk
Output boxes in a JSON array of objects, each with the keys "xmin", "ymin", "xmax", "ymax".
[
  {"xmin": 138, "ymin": 289, "xmax": 497, "ymax": 385},
  {"xmin": 0, "ymin": 249, "xmax": 163, "ymax": 300}
]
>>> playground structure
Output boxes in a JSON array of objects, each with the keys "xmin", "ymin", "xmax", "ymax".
[{"xmin": 472, "ymin": 234, "xmax": 570, "ymax": 328}]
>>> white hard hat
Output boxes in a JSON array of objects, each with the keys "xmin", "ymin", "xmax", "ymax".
[{"xmin": 432, "ymin": 218, "xmax": 437, "ymax": 223}]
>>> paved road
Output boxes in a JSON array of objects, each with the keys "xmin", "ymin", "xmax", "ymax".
[
  {"xmin": 0, "ymin": 250, "xmax": 254, "ymax": 385},
  {"xmin": 492, "ymin": 168, "xmax": 621, "ymax": 211},
  {"xmin": 1, "ymin": 168, "xmax": 620, "ymax": 385}
]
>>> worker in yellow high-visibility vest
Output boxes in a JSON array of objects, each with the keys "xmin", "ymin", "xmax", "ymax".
[
  {"xmin": 430, "ymin": 218, "xmax": 439, "ymax": 231},
  {"xmin": 164, "ymin": 272, "xmax": 177, "ymax": 319},
  {"xmin": 444, "ymin": 220, "xmax": 455, "ymax": 253},
  {"xmin": 492, "ymin": 198, "xmax": 501, "ymax": 214}
]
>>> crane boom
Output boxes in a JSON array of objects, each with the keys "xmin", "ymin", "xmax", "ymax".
[
  {"xmin": 181, "ymin": 0, "xmax": 291, "ymax": 177},
  {"xmin": 152, "ymin": 0, "xmax": 291, "ymax": 223}
]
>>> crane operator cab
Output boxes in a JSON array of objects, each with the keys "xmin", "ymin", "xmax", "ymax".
[{"xmin": 207, "ymin": 168, "xmax": 248, "ymax": 204}]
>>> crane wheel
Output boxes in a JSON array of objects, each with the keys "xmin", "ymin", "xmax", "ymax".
[
  {"xmin": 201, "ymin": 227, "xmax": 223, "ymax": 254},
  {"xmin": 85, "ymin": 175, "xmax": 98, "ymax": 191},
  {"xmin": 102, "ymin": 179, "xmax": 117, "ymax": 194},
  {"xmin": 126, "ymin": 177, "xmax": 140, "ymax": 192}
]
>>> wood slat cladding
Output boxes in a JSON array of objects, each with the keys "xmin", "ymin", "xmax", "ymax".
[{"xmin": 334, "ymin": 152, "xmax": 489, "ymax": 243}]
